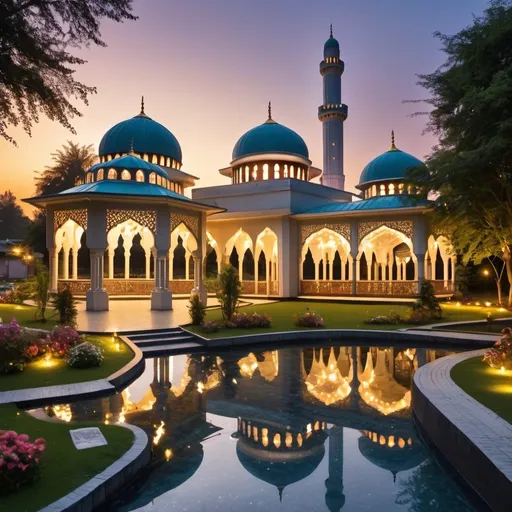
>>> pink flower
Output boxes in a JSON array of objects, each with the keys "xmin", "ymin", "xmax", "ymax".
[
  {"xmin": 7, "ymin": 462, "xmax": 16, "ymax": 470},
  {"xmin": 18, "ymin": 462, "xmax": 29, "ymax": 471}
]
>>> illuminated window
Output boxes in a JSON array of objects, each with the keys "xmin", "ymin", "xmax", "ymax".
[
  {"xmin": 253, "ymin": 426, "xmax": 258, "ymax": 441},
  {"xmin": 274, "ymin": 163, "xmax": 280, "ymax": 179},
  {"xmin": 97, "ymin": 169, "xmax": 104, "ymax": 181},
  {"xmin": 398, "ymin": 183, "xmax": 404, "ymax": 194},
  {"xmin": 285, "ymin": 432, "xmax": 293, "ymax": 448},
  {"xmin": 143, "ymin": 153, "xmax": 148, "ymax": 162},
  {"xmin": 407, "ymin": 185, "xmax": 412, "ymax": 194},
  {"xmin": 389, "ymin": 183, "xmax": 395, "ymax": 195},
  {"xmin": 166, "ymin": 157, "xmax": 171, "ymax": 167},
  {"xmin": 263, "ymin": 164, "xmax": 269, "ymax": 180},
  {"xmin": 380, "ymin": 184, "xmax": 386, "ymax": 196},
  {"xmin": 115, "ymin": 153, "xmax": 120, "ymax": 159},
  {"xmin": 371, "ymin": 184, "xmax": 377, "ymax": 197},
  {"xmin": 108, "ymin": 168, "xmax": 117, "ymax": 180},
  {"xmin": 121, "ymin": 170, "xmax": 131, "ymax": 180},
  {"xmin": 273, "ymin": 433, "xmax": 281, "ymax": 448},
  {"xmin": 107, "ymin": 155, "xmax": 112, "ymax": 162},
  {"xmin": 290, "ymin": 165, "xmax": 295, "ymax": 178},
  {"xmin": 157, "ymin": 175, "xmax": 162, "ymax": 186},
  {"xmin": 245, "ymin": 166, "xmax": 249, "ymax": 182},
  {"xmin": 135, "ymin": 170, "xmax": 144, "ymax": 182},
  {"xmin": 149, "ymin": 172, "xmax": 156, "ymax": 184},
  {"xmin": 284, "ymin": 165, "xmax": 288, "ymax": 178},
  {"xmin": 252, "ymin": 165, "xmax": 258, "ymax": 181},
  {"xmin": 297, "ymin": 433, "xmax": 303, "ymax": 447}
]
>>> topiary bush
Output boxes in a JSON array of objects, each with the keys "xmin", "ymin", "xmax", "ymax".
[
  {"xmin": 188, "ymin": 293, "xmax": 206, "ymax": 325},
  {"xmin": 408, "ymin": 280, "xmax": 442, "ymax": 323},
  {"xmin": 51, "ymin": 287, "xmax": 78, "ymax": 327},
  {"xmin": 294, "ymin": 311, "xmax": 325, "ymax": 328},
  {"xmin": 67, "ymin": 342, "xmax": 104, "ymax": 369},
  {"xmin": 217, "ymin": 265, "xmax": 241, "ymax": 322}
]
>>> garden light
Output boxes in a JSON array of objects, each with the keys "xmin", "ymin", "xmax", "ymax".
[
  {"xmin": 483, "ymin": 269, "xmax": 490, "ymax": 276},
  {"xmin": 476, "ymin": 301, "xmax": 481, "ymax": 306},
  {"xmin": 44, "ymin": 353, "xmax": 53, "ymax": 368},
  {"xmin": 501, "ymin": 366, "xmax": 506, "ymax": 374},
  {"xmin": 485, "ymin": 302, "xmax": 492, "ymax": 307},
  {"xmin": 165, "ymin": 449, "xmax": 173, "ymax": 462},
  {"xmin": 456, "ymin": 302, "xmax": 461, "ymax": 307},
  {"xmin": 116, "ymin": 342, "xmax": 121, "ymax": 351}
]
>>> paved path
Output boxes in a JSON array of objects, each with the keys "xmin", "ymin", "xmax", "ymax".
[{"xmin": 414, "ymin": 350, "xmax": 512, "ymax": 496}]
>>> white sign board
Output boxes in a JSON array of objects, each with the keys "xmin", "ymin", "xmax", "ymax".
[{"xmin": 70, "ymin": 427, "xmax": 108, "ymax": 450}]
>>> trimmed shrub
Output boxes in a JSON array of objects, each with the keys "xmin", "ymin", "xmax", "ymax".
[
  {"xmin": 229, "ymin": 312, "xmax": 272, "ymax": 329},
  {"xmin": 188, "ymin": 294, "xmax": 206, "ymax": 326},
  {"xmin": 0, "ymin": 431, "xmax": 46, "ymax": 494},
  {"xmin": 294, "ymin": 311, "xmax": 325, "ymax": 328},
  {"xmin": 51, "ymin": 288, "xmax": 78, "ymax": 327},
  {"xmin": 217, "ymin": 265, "xmax": 241, "ymax": 322},
  {"xmin": 67, "ymin": 342, "xmax": 104, "ymax": 369},
  {"xmin": 408, "ymin": 280, "xmax": 442, "ymax": 323}
]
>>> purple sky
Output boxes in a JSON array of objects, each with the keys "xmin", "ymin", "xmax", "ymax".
[{"xmin": 1, "ymin": 0, "xmax": 489, "ymax": 214}]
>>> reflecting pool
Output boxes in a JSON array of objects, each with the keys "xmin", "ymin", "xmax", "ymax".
[{"xmin": 37, "ymin": 345, "xmax": 482, "ymax": 511}]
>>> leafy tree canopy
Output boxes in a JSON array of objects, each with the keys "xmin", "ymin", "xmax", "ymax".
[
  {"xmin": 0, "ymin": 190, "xmax": 30, "ymax": 240},
  {"xmin": 35, "ymin": 140, "xmax": 96, "ymax": 196},
  {"xmin": 0, "ymin": 0, "xmax": 136, "ymax": 145},
  {"xmin": 410, "ymin": 0, "xmax": 512, "ymax": 301}
]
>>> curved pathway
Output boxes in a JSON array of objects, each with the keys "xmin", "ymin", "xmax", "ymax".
[{"xmin": 413, "ymin": 349, "xmax": 512, "ymax": 512}]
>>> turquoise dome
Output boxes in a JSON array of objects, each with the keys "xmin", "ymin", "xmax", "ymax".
[
  {"xmin": 358, "ymin": 148, "xmax": 425, "ymax": 187},
  {"xmin": 232, "ymin": 120, "xmax": 309, "ymax": 161},
  {"xmin": 99, "ymin": 113, "xmax": 182, "ymax": 163},
  {"xmin": 324, "ymin": 36, "xmax": 340, "ymax": 51},
  {"xmin": 89, "ymin": 154, "xmax": 169, "ymax": 179}
]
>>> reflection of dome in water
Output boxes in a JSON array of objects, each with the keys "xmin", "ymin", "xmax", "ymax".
[
  {"xmin": 236, "ymin": 418, "xmax": 327, "ymax": 500},
  {"xmin": 358, "ymin": 431, "xmax": 426, "ymax": 481}
]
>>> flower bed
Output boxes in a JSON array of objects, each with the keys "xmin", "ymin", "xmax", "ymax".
[
  {"xmin": 0, "ymin": 431, "xmax": 45, "ymax": 495},
  {"xmin": 483, "ymin": 328, "xmax": 512, "ymax": 370},
  {"xmin": 294, "ymin": 311, "xmax": 324, "ymax": 328}
]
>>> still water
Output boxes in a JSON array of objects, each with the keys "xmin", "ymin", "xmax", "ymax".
[{"xmin": 39, "ymin": 344, "xmax": 481, "ymax": 512}]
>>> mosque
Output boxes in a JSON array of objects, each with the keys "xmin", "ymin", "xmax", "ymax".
[{"xmin": 24, "ymin": 29, "xmax": 455, "ymax": 311}]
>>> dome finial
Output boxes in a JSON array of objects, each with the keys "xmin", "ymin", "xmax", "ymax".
[
  {"xmin": 330, "ymin": 24, "xmax": 333, "ymax": 38},
  {"xmin": 390, "ymin": 130, "xmax": 397, "ymax": 151},
  {"xmin": 268, "ymin": 101, "xmax": 272, "ymax": 120},
  {"xmin": 140, "ymin": 96, "xmax": 145, "ymax": 115}
]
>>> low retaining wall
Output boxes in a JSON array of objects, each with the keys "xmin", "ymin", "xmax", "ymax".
[
  {"xmin": 413, "ymin": 351, "xmax": 512, "ymax": 512},
  {"xmin": 40, "ymin": 423, "xmax": 150, "ymax": 512}
]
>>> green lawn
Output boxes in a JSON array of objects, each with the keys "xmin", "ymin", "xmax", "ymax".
[
  {"xmin": 0, "ymin": 304, "xmax": 58, "ymax": 330},
  {"xmin": 187, "ymin": 301, "xmax": 512, "ymax": 338},
  {"xmin": 0, "ymin": 336, "xmax": 134, "ymax": 391},
  {"xmin": 0, "ymin": 404, "xmax": 134, "ymax": 511},
  {"xmin": 451, "ymin": 357, "xmax": 512, "ymax": 424}
]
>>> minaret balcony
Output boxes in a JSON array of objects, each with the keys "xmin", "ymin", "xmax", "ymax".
[
  {"xmin": 318, "ymin": 104, "xmax": 348, "ymax": 121},
  {"xmin": 320, "ymin": 60, "xmax": 344, "ymax": 76}
]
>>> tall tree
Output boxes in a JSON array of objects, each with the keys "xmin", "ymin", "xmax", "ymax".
[
  {"xmin": 0, "ymin": 190, "xmax": 30, "ymax": 240},
  {"xmin": 0, "ymin": 0, "xmax": 136, "ymax": 145},
  {"xmin": 410, "ymin": 0, "xmax": 512, "ymax": 304},
  {"xmin": 35, "ymin": 141, "xmax": 96, "ymax": 196}
]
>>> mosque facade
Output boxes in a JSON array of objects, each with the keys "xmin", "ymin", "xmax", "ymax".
[{"xmin": 25, "ymin": 30, "xmax": 455, "ymax": 311}]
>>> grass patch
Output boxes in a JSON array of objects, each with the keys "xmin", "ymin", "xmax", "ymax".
[
  {"xmin": 0, "ymin": 304, "xmax": 58, "ymax": 331},
  {"xmin": 451, "ymin": 357, "xmax": 512, "ymax": 424},
  {"xmin": 0, "ymin": 336, "xmax": 134, "ymax": 392},
  {"xmin": 186, "ymin": 301, "xmax": 512, "ymax": 339},
  {"xmin": 443, "ymin": 321, "xmax": 512, "ymax": 335},
  {"xmin": 0, "ymin": 404, "xmax": 134, "ymax": 511}
]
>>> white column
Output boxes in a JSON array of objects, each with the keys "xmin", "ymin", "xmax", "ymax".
[
  {"xmin": 254, "ymin": 252, "xmax": 259, "ymax": 294},
  {"xmin": 145, "ymin": 250, "xmax": 151, "ymax": 279},
  {"xmin": 366, "ymin": 262, "xmax": 372, "ymax": 281},
  {"xmin": 168, "ymin": 250, "xmax": 173, "ymax": 281},
  {"xmin": 451, "ymin": 259, "xmax": 456, "ymax": 286},
  {"xmin": 237, "ymin": 253, "xmax": 243, "ymax": 282},
  {"xmin": 151, "ymin": 208, "xmax": 172, "ymax": 311},
  {"xmin": 266, "ymin": 259, "xmax": 271, "ymax": 295},
  {"xmin": 108, "ymin": 249, "xmax": 114, "ymax": 279},
  {"xmin": 72, "ymin": 247, "xmax": 79, "ymax": 280},
  {"xmin": 49, "ymin": 248, "xmax": 58, "ymax": 292},
  {"xmin": 192, "ymin": 249, "xmax": 207, "ymax": 305},
  {"xmin": 326, "ymin": 253, "xmax": 331, "ymax": 281},
  {"xmin": 314, "ymin": 258, "xmax": 320, "ymax": 281},
  {"xmin": 186, "ymin": 251, "xmax": 191, "ymax": 280},
  {"xmin": 124, "ymin": 239, "xmax": 132, "ymax": 280},
  {"xmin": 62, "ymin": 247, "xmax": 70, "ymax": 280}
]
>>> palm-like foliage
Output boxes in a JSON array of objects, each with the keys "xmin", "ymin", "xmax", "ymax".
[
  {"xmin": 35, "ymin": 141, "xmax": 96, "ymax": 196},
  {"xmin": 21, "ymin": 260, "xmax": 51, "ymax": 322}
]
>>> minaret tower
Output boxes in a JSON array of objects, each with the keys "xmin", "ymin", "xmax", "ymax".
[{"xmin": 319, "ymin": 25, "xmax": 348, "ymax": 190}]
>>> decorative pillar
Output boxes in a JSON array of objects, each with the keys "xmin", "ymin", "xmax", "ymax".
[
  {"xmin": 49, "ymin": 248, "xmax": 58, "ymax": 292},
  {"xmin": 192, "ymin": 251, "xmax": 207, "ymax": 304},
  {"xmin": 107, "ymin": 249, "xmax": 114, "ymax": 279},
  {"xmin": 443, "ymin": 258, "xmax": 449, "ymax": 287},
  {"xmin": 254, "ymin": 252, "xmax": 259, "ymax": 294},
  {"xmin": 86, "ymin": 206, "xmax": 109, "ymax": 311},
  {"xmin": 123, "ymin": 238, "xmax": 132, "ymax": 280},
  {"xmin": 185, "ymin": 250, "xmax": 191, "ymax": 280},
  {"xmin": 151, "ymin": 208, "xmax": 172, "ymax": 310},
  {"xmin": 169, "ymin": 250, "xmax": 174, "ymax": 280},
  {"xmin": 314, "ymin": 258, "xmax": 320, "ymax": 281},
  {"xmin": 413, "ymin": 217, "xmax": 428, "ymax": 294},
  {"xmin": 366, "ymin": 262, "xmax": 372, "ymax": 281},
  {"xmin": 237, "ymin": 251, "xmax": 243, "ymax": 282},
  {"xmin": 451, "ymin": 259, "xmax": 456, "ymax": 287},
  {"xmin": 62, "ymin": 247, "xmax": 70, "ymax": 280},
  {"xmin": 72, "ymin": 247, "xmax": 79, "ymax": 280},
  {"xmin": 145, "ymin": 249, "xmax": 151, "ymax": 280},
  {"xmin": 350, "ymin": 221, "xmax": 358, "ymax": 296},
  {"xmin": 266, "ymin": 259, "xmax": 271, "ymax": 295}
]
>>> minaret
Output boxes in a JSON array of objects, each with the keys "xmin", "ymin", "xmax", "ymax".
[{"xmin": 319, "ymin": 25, "xmax": 348, "ymax": 190}]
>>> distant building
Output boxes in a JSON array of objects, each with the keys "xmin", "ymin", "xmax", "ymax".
[{"xmin": 0, "ymin": 239, "xmax": 28, "ymax": 279}]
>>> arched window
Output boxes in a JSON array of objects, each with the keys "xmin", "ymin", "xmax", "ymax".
[
  {"xmin": 371, "ymin": 184, "xmax": 377, "ymax": 197},
  {"xmin": 136, "ymin": 170, "xmax": 144, "ymax": 182},
  {"xmin": 274, "ymin": 163, "xmax": 280, "ymax": 179},
  {"xmin": 143, "ymin": 154, "xmax": 149, "ymax": 162},
  {"xmin": 389, "ymin": 183, "xmax": 395, "ymax": 195},
  {"xmin": 263, "ymin": 164, "xmax": 269, "ymax": 180},
  {"xmin": 97, "ymin": 169, "xmax": 104, "ymax": 181},
  {"xmin": 157, "ymin": 175, "xmax": 162, "ymax": 186},
  {"xmin": 121, "ymin": 169, "xmax": 131, "ymax": 180},
  {"xmin": 108, "ymin": 168, "xmax": 117, "ymax": 180},
  {"xmin": 398, "ymin": 183, "xmax": 404, "ymax": 194},
  {"xmin": 252, "ymin": 165, "xmax": 258, "ymax": 181},
  {"xmin": 284, "ymin": 165, "xmax": 288, "ymax": 178},
  {"xmin": 115, "ymin": 153, "xmax": 120, "ymax": 159},
  {"xmin": 290, "ymin": 165, "xmax": 295, "ymax": 178},
  {"xmin": 107, "ymin": 155, "xmax": 113, "ymax": 162},
  {"xmin": 149, "ymin": 172, "xmax": 156, "ymax": 184},
  {"xmin": 245, "ymin": 166, "xmax": 249, "ymax": 182},
  {"xmin": 380, "ymin": 184, "xmax": 386, "ymax": 196}
]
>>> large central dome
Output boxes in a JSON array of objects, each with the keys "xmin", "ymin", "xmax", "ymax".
[
  {"xmin": 232, "ymin": 117, "xmax": 309, "ymax": 161},
  {"xmin": 99, "ymin": 100, "xmax": 182, "ymax": 163}
]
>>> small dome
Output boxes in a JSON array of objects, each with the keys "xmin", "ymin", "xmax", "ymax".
[
  {"xmin": 232, "ymin": 118, "xmax": 309, "ymax": 161},
  {"xmin": 324, "ymin": 36, "xmax": 340, "ymax": 51},
  {"xmin": 99, "ymin": 102, "xmax": 182, "ymax": 163},
  {"xmin": 358, "ymin": 136, "xmax": 425, "ymax": 187},
  {"xmin": 89, "ymin": 154, "xmax": 168, "ymax": 179}
]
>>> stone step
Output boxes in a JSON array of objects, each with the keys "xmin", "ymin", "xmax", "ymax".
[
  {"xmin": 141, "ymin": 341, "xmax": 204, "ymax": 355},
  {"xmin": 125, "ymin": 328, "xmax": 183, "ymax": 339},
  {"xmin": 134, "ymin": 335, "xmax": 197, "ymax": 347}
]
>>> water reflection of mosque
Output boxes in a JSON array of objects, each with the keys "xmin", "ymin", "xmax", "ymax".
[{"xmin": 56, "ymin": 346, "xmax": 449, "ymax": 510}]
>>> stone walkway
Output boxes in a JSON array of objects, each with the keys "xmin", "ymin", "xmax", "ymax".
[
  {"xmin": 76, "ymin": 297, "xmax": 274, "ymax": 333},
  {"xmin": 414, "ymin": 349, "xmax": 512, "ymax": 507}
]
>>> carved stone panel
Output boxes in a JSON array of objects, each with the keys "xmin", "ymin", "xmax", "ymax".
[
  {"xmin": 300, "ymin": 222, "xmax": 351, "ymax": 245},
  {"xmin": 54, "ymin": 209, "xmax": 88, "ymax": 231},
  {"xmin": 358, "ymin": 220, "xmax": 413, "ymax": 244},
  {"xmin": 106, "ymin": 209, "xmax": 156, "ymax": 234},
  {"xmin": 170, "ymin": 212, "xmax": 199, "ymax": 241}
]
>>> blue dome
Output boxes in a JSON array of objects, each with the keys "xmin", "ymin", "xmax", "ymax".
[
  {"xmin": 232, "ymin": 120, "xmax": 309, "ymax": 161},
  {"xmin": 99, "ymin": 114, "xmax": 182, "ymax": 163},
  {"xmin": 89, "ymin": 154, "xmax": 169, "ymax": 178},
  {"xmin": 358, "ymin": 148, "xmax": 425, "ymax": 187},
  {"xmin": 324, "ymin": 36, "xmax": 340, "ymax": 51}
]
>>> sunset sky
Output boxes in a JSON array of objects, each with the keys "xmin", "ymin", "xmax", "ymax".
[{"xmin": 1, "ymin": 0, "xmax": 489, "ymax": 215}]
